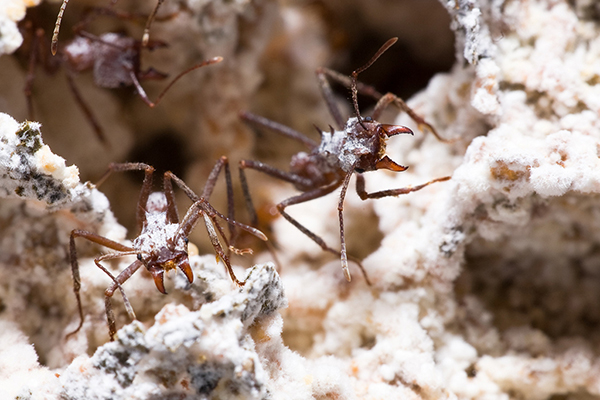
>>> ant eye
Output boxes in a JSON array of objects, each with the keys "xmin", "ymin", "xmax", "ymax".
[
  {"xmin": 137, "ymin": 253, "xmax": 143, "ymax": 261},
  {"xmin": 364, "ymin": 116, "xmax": 373, "ymax": 122}
]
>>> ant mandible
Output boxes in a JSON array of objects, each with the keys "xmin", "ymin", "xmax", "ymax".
[
  {"xmin": 239, "ymin": 38, "xmax": 452, "ymax": 284},
  {"xmin": 69, "ymin": 159, "xmax": 267, "ymax": 340},
  {"xmin": 24, "ymin": 5, "xmax": 220, "ymax": 145}
]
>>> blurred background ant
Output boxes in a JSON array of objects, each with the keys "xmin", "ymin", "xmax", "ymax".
[
  {"xmin": 18, "ymin": 2, "xmax": 221, "ymax": 146},
  {"xmin": 52, "ymin": 0, "xmax": 166, "ymax": 55}
]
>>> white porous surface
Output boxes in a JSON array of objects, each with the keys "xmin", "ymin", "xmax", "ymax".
[{"xmin": 2, "ymin": 0, "xmax": 600, "ymax": 399}]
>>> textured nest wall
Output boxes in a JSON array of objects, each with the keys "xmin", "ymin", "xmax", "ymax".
[{"xmin": 2, "ymin": 0, "xmax": 600, "ymax": 399}]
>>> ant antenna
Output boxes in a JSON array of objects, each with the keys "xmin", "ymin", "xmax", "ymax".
[
  {"xmin": 350, "ymin": 37, "xmax": 398, "ymax": 130},
  {"xmin": 142, "ymin": 0, "xmax": 166, "ymax": 47},
  {"xmin": 51, "ymin": 0, "xmax": 70, "ymax": 55}
]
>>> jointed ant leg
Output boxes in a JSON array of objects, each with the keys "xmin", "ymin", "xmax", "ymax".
[
  {"xmin": 201, "ymin": 156, "xmax": 235, "ymax": 241},
  {"xmin": 24, "ymin": 27, "xmax": 45, "ymax": 121},
  {"xmin": 102, "ymin": 258, "xmax": 144, "ymax": 340},
  {"xmin": 94, "ymin": 252, "xmax": 139, "ymax": 340},
  {"xmin": 240, "ymin": 111, "xmax": 318, "ymax": 150},
  {"xmin": 315, "ymin": 67, "xmax": 345, "ymax": 130},
  {"xmin": 275, "ymin": 186, "xmax": 371, "ymax": 284},
  {"xmin": 239, "ymin": 159, "xmax": 314, "ymax": 228},
  {"xmin": 337, "ymin": 171, "xmax": 353, "ymax": 282},
  {"xmin": 162, "ymin": 171, "xmax": 179, "ymax": 224},
  {"xmin": 64, "ymin": 70, "xmax": 108, "ymax": 145},
  {"xmin": 68, "ymin": 229, "xmax": 134, "ymax": 338},
  {"xmin": 355, "ymin": 173, "xmax": 451, "ymax": 200}
]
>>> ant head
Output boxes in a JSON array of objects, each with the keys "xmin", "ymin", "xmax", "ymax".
[
  {"xmin": 138, "ymin": 239, "xmax": 193, "ymax": 294},
  {"xmin": 348, "ymin": 116, "xmax": 412, "ymax": 173}
]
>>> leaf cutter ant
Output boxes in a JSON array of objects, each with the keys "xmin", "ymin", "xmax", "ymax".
[
  {"xmin": 69, "ymin": 159, "xmax": 267, "ymax": 340},
  {"xmin": 24, "ymin": 5, "xmax": 221, "ymax": 145},
  {"xmin": 239, "ymin": 38, "xmax": 451, "ymax": 284}
]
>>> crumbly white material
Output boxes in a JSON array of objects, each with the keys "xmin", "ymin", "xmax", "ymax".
[
  {"xmin": 3, "ymin": 0, "xmax": 600, "ymax": 399},
  {"xmin": 0, "ymin": 0, "xmax": 41, "ymax": 55}
]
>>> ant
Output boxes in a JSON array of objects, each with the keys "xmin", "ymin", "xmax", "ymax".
[
  {"xmin": 238, "ymin": 38, "xmax": 452, "ymax": 284},
  {"xmin": 23, "ymin": 4, "xmax": 221, "ymax": 145},
  {"xmin": 69, "ymin": 159, "xmax": 267, "ymax": 340}
]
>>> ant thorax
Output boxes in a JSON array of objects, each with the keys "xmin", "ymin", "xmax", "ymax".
[
  {"xmin": 133, "ymin": 192, "xmax": 187, "ymax": 261},
  {"xmin": 92, "ymin": 33, "xmax": 138, "ymax": 89},
  {"xmin": 63, "ymin": 36, "xmax": 95, "ymax": 72},
  {"xmin": 64, "ymin": 33, "xmax": 137, "ymax": 88},
  {"xmin": 318, "ymin": 117, "xmax": 386, "ymax": 174}
]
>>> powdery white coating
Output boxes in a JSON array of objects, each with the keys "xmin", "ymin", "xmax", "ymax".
[
  {"xmin": 318, "ymin": 117, "xmax": 381, "ymax": 173},
  {"xmin": 133, "ymin": 214, "xmax": 183, "ymax": 257},
  {"xmin": 0, "ymin": 0, "xmax": 41, "ymax": 56},
  {"xmin": 59, "ymin": 263, "xmax": 286, "ymax": 399},
  {"xmin": 0, "ymin": 320, "xmax": 61, "ymax": 400},
  {"xmin": 5, "ymin": 0, "xmax": 600, "ymax": 399}
]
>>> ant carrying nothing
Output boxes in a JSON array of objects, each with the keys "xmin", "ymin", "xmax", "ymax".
[
  {"xmin": 69, "ymin": 159, "xmax": 267, "ymax": 340},
  {"xmin": 239, "ymin": 38, "xmax": 452, "ymax": 284},
  {"xmin": 22, "ymin": 4, "xmax": 221, "ymax": 145}
]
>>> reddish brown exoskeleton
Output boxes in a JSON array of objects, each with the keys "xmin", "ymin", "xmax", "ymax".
[
  {"xmin": 239, "ymin": 38, "xmax": 452, "ymax": 284},
  {"xmin": 69, "ymin": 159, "xmax": 266, "ymax": 340},
  {"xmin": 23, "ymin": 5, "xmax": 221, "ymax": 145}
]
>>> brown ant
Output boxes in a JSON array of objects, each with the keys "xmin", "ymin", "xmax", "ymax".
[
  {"xmin": 238, "ymin": 38, "xmax": 452, "ymax": 284},
  {"xmin": 24, "ymin": 5, "xmax": 221, "ymax": 145},
  {"xmin": 69, "ymin": 159, "xmax": 267, "ymax": 340}
]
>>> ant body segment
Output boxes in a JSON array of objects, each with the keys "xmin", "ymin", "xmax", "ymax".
[
  {"xmin": 69, "ymin": 160, "xmax": 266, "ymax": 340},
  {"xmin": 239, "ymin": 38, "xmax": 451, "ymax": 284},
  {"xmin": 23, "ymin": 6, "xmax": 221, "ymax": 145}
]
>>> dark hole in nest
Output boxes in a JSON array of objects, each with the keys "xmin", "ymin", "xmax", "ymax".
[
  {"xmin": 126, "ymin": 131, "xmax": 188, "ymax": 185},
  {"xmin": 102, "ymin": 131, "xmax": 189, "ymax": 232}
]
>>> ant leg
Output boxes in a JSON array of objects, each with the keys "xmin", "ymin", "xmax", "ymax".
[
  {"xmin": 128, "ymin": 56, "xmax": 223, "ymax": 108},
  {"xmin": 64, "ymin": 70, "xmax": 109, "ymax": 145},
  {"xmin": 317, "ymin": 67, "xmax": 446, "ymax": 142},
  {"xmin": 337, "ymin": 171, "xmax": 352, "ymax": 282},
  {"xmin": 240, "ymin": 111, "xmax": 318, "ymax": 150},
  {"xmin": 162, "ymin": 170, "xmax": 179, "ymax": 224},
  {"xmin": 96, "ymin": 163, "xmax": 155, "ymax": 234},
  {"xmin": 315, "ymin": 67, "xmax": 345, "ymax": 130},
  {"xmin": 355, "ymin": 173, "xmax": 451, "ymax": 200},
  {"xmin": 239, "ymin": 158, "xmax": 313, "ymax": 227},
  {"xmin": 165, "ymin": 171, "xmax": 268, "ymax": 243},
  {"xmin": 275, "ymin": 185, "xmax": 371, "ymax": 284},
  {"xmin": 201, "ymin": 156, "xmax": 235, "ymax": 239},
  {"xmin": 164, "ymin": 173, "xmax": 267, "ymax": 284},
  {"xmin": 94, "ymin": 252, "xmax": 139, "ymax": 341},
  {"xmin": 68, "ymin": 230, "xmax": 134, "ymax": 339},
  {"xmin": 162, "ymin": 170, "xmax": 231, "ymax": 248},
  {"xmin": 24, "ymin": 28, "xmax": 44, "ymax": 120},
  {"xmin": 372, "ymin": 93, "xmax": 447, "ymax": 142}
]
